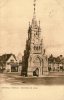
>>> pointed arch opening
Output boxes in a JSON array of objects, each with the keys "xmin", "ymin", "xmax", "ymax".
[{"xmin": 33, "ymin": 56, "xmax": 41, "ymax": 68}]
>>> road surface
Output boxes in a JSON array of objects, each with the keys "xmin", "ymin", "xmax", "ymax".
[{"xmin": 1, "ymin": 73, "xmax": 64, "ymax": 85}]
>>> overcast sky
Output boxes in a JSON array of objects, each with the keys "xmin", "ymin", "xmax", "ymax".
[{"xmin": 0, "ymin": 0, "xmax": 64, "ymax": 56}]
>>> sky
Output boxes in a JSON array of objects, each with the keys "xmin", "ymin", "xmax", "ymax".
[{"xmin": 0, "ymin": 0, "xmax": 64, "ymax": 56}]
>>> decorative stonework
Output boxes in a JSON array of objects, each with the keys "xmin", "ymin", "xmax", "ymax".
[{"xmin": 21, "ymin": 0, "xmax": 48, "ymax": 77}]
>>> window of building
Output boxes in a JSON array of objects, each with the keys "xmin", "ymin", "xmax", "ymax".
[
  {"xmin": 39, "ymin": 46, "xmax": 40, "ymax": 50},
  {"xmin": 11, "ymin": 66, "xmax": 18, "ymax": 72},
  {"xmin": 34, "ymin": 46, "xmax": 41, "ymax": 51},
  {"xmin": 36, "ymin": 46, "xmax": 38, "ymax": 50}
]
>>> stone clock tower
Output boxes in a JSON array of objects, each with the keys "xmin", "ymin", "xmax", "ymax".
[{"xmin": 22, "ymin": 0, "xmax": 48, "ymax": 77}]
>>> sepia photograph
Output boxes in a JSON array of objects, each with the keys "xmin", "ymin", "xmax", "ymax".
[{"xmin": 0, "ymin": 0, "xmax": 64, "ymax": 100}]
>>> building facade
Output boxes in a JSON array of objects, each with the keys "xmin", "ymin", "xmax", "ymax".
[
  {"xmin": 22, "ymin": 0, "xmax": 48, "ymax": 77},
  {"xmin": 0, "ymin": 54, "xmax": 22, "ymax": 73},
  {"xmin": 48, "ymin": 55, "xmax": 64, "ymax": 72}
]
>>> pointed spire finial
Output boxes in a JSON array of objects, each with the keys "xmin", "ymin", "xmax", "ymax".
[
  {"xmin": 33, "ymin": 0, "xmax": 36, "ymax": 19},
  {"xmin": 34, "ymin": 0, "xmax": 36, "ymax": 14}
]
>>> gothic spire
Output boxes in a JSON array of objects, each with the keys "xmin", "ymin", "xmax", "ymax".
[
  {"xmin": 32, "ymin": 0, "xmax": 38, "ymax": 27},
  {"xmin": 33, "ymin": 0, "xmax": 36, "ymax": 19}
]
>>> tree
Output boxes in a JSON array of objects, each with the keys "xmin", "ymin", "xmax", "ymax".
[{"xmin": 48, "ymin": 54, "xmax": 54, "ymax": 63}]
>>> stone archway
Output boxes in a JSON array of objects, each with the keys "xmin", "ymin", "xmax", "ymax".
[
  {"xmin": 33, "ymin": 68, "xmax": 39, "ymax": 76},
  {"xmin": 33, "ymin": 56, "xmax": 41, "ymax": 76},
  {"xmin": 33, "ymin": 56, "xmax": 41, "ymax": 67}
]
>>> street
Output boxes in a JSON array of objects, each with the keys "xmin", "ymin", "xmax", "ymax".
[
  {"xmin": 1, "ymin": 73, "xmax": 64, "ymax": 85},
  {"xmin": 0, "ymin": 73, "xmax": 25, "ymax": 85}
]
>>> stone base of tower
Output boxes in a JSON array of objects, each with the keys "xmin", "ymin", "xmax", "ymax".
[
  {"xmin": 28, "ymin": 68, "xmax": 33, "ymax": 76},
  {"xmin": 43, "ymin": 66, "xmax": 49, "ymax": 75},
  {"xmin": 43, "ymin": 71, "xmax": 49, "ymax": 75},
  {"xmin": 28, "ymin": 67, "xmax": 48, "ymax": 77},
  {"xmin": 42, "ymin": 56, "xmax": 49, "ymax": 76}
]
